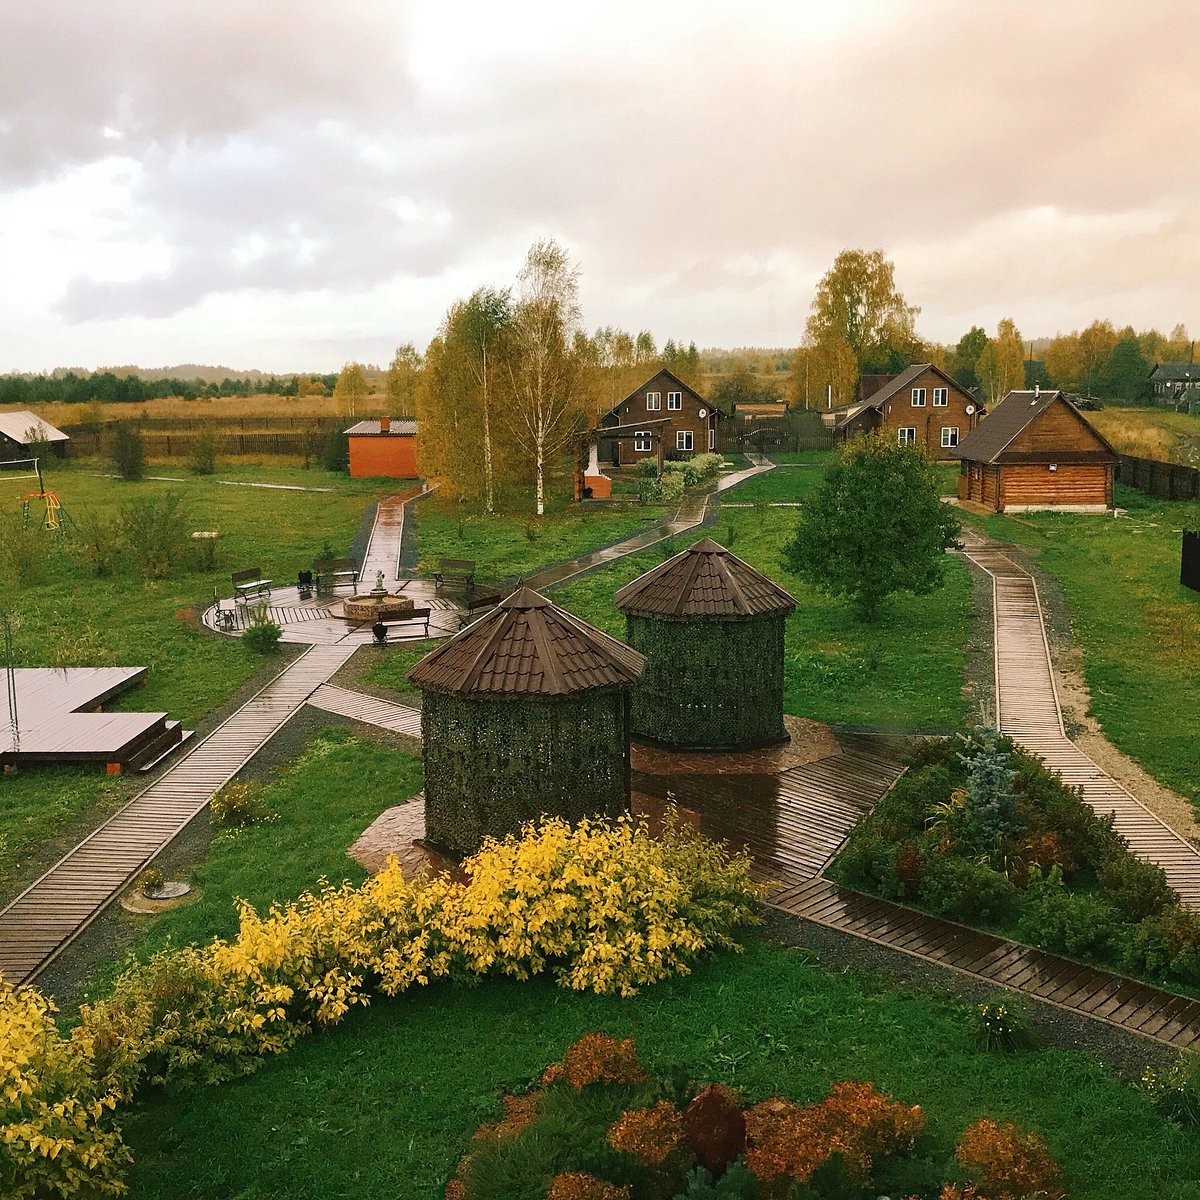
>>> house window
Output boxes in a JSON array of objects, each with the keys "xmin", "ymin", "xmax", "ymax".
[
  {"xmin": 911, "ymin": 388, "xmax": 926, "ymax": 406},
  {"xmin": 708, "ymin": 427, "xmax": 715, "ymax": 451},
  {"xmin": 898, "ymin": 428, "xmax": 917, "ymax": 446},
  {"xmin": 646, "ymin": 391, "xmax": 661, "ymax": 411},
  {"xmin": 676, "ymin": 430, "xmax": 694, "ymax": 451},
  {"xmin": 933, "ymin": 387, "xmax": 948, "ymax": 406},
  {"xmin": 667, "ymin": 391, "xmax": 682, "ymax": 410},
  {"xmin": 634, "ymin": 431, "xmax": 652, "ymax": 453},
  {"xmin": 941, "ymin": 426, "xmax": 959, "ymax": 448}
]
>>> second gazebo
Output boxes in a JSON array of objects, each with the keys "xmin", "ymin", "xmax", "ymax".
[
  {"xmin": 614, "ymin": 537, "xmax": 797, "ymax": 750},
  {"xmin": 406, "ymin": 587, "xmax": 645, "ymax": 856}
]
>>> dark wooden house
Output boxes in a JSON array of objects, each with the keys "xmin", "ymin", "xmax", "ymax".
[
  {"xmin": 825, "ymin": 364, "xmax": 979, "ymax": 460},
  {"xmin": 406, "ymin": 588, "xmax": 644, "ymax": 855},
  {"xmin": 600, "ymin": 369, "xmax": 720, "ymax": 465},
  {"xmin": 952, "ymin": 389, "xmax": 1118, "ymax": 513}
]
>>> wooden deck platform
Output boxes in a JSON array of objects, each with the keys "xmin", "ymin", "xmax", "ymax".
[{"xmin": 0, "ymin": 667, "xmax": 187, "ymax": 771}]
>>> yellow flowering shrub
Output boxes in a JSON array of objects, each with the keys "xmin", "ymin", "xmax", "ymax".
[
  {"xmin": 3, "ymin": 815, "xmax": 760, "ymax": 1198},
  {"xmin": 0, "ymin": 980, "xmax": 129, "ymax": 1200}
]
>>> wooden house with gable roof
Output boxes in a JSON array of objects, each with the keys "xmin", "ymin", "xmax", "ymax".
[{"xmin": 952, "ymin": 388, "xmax": 1118, "ymax": 513}]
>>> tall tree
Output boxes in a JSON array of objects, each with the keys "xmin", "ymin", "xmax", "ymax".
[
  {"xmin": 333, "ymin": 362, "xmax": 368, "ymax": 418},
  {"xmin": 1101, "ymin": 336, "xmax": 1151, "ymax": 402},
  {"xmin": 976, "ymin": 318, "xmax": 1025, "ymax": 402},
  {"xmin": 949, "ymin": 325, "xmax": 989, "ymax": 391},
  {"xmin": 804, "ymin": 249, "xmax": 920, "ymax": 376},
  {"xmin": 505, "ymin": 239, "xmax": 589, "ymax": 516},
  {"xmin": 634, "ymin": 330, "xmax": 658, "ymax": 364},
  {"xmin": 791, "ymin": 337, "xmax": 858, "ymax": 409},
  {"xmin": 1077, "ymin": 320, "xmax": 1118, "ymax": 395},
  {"xmin": 460, "ymin": 287, "xmax": 512, "ymax": 514},
  {"xmin": 386, "ymin": 344, "xmax": 423, "ymax": 417}
]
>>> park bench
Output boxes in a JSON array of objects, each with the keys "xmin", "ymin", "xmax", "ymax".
[
  {"xmin": 434, "ymin": 557, "xmax": 476, "ymax": 595},
  {"xmin": 313, "ymin": 557, "xmax": 358, "ymax": 594},
  {"xmin": 456, "ymin": 589, "xmax": 500, "ymax": 630},
  {"xmin": 232, "ymin": 567, "xmax": 272, "ymax": 603},
  {"xmin": 371, "ymin": 607, "xmax": 432, "ymax": 645}
]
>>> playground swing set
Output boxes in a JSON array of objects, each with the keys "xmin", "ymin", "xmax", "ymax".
[{"xmin": 0, "ymin": 458, "xmax": 72, "ymax": 531}]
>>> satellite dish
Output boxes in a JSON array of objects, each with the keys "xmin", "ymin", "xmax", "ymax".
[
  {"xmin": 965, "ymin": 404, "xmax": 976, "ymax": 415},
  {"xmin": 698, "ymin": 408, "xmax": 707, "ymax": 418}
]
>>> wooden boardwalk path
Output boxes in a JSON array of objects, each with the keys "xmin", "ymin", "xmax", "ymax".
[
  {"xmin": 962, "ymin": 537, "xmax": 1200, "ymax": 908},
  {"xmin": 307, "ymin": 684, "xmax": 422, "ymax": 738},
  {"xmin": 0, "ymin": 644, "xmax": 357, "ymax": 984}
]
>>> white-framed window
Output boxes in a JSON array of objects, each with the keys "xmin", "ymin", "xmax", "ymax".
[
  {"xmin": 667, "ymin": 390, "xmax": 682, "ymax": 410},
  {"xmin": 646, "ymin": 391, "xmax": 661, "ymax": 411},
  {"xmin": 911, "ymin": 387, "xmax": 926, "ymax": 407},
  {"xmin": 898, "ymin": 427, "xmax": 917, "ymax": 446},
  {"xmin": 634, "ymin": 430, "xmax": 652, "ymax": 453},
  {"xmin": 941, "ymin": 426, "xmax": 959, "ymax": 448},
  {"xmin": 707, "ymin": 427, "xmax": 715, "ymax": 451},
  {"xmin": 676, "ymin": 430, "xmax": 693, "ymax": 451},
  {"xmin": 933, "ymin": 387, "xmax": 948, "ymax": 406}
]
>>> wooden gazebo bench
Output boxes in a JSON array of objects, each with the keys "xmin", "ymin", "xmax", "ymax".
[
  {"xmin": 434, "ymin": 558, "xmax": 476, "ymax": 595},
  {"xmin": 232, "ymin": 567, "xmax": 272, "ymax": 602},
  {"xmin": 314, "ymin": 557, "xmax": 358, "ymax": 594}
]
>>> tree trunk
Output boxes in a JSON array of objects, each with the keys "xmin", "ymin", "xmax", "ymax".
[
  {"xmin": 482, "ymin": 343, "xmax": 495, "ymax": 514},
  {"xmin": 535, "ymin": 437, "xmax": 545, "ymax": 517}
]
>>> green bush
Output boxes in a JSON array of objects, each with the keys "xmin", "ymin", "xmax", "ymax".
[
  {"xmin": 918, "ymin": 855, "xmax": 1017, "ymax": 922},
  {"xmin": 241, "ymin": 609, "xmax": 282, "ymax": 654},
  {"xmin": 1141, "ymin": 1052, "xmax": 1200, "ymax": 1127},
  {"xmin": 110, "ymin": 423, "xmax": 145, "ymax": 481},
  {"xmin": 832, "ymin": 828, "xmax": 900, "ymax": 896},
  {"xmin": 188, "ymin": 426, "xmax": 219, "ymax": 476},
  {"xmin": 118, "ymin": 491, "xmax": 193, "ymax": 579},
  {"xmin": 1097, "ymin": 853, "xmax": 1175, "ymax": 923},
  {"xmin": 210, "ymin": 782, "xmax": 275, "ymax": 828},
  {"xmin": 658, "ymin": 471, "xmax": 686, "ymax": 505},
  {"xmin": 970, "ymin": 997, "xmax": 1034, "ymax": 1054},
  {"xmin": 1120, "ymin": 908, "xmax": 1200, "ymax": 983},
  {"xmin": 636, "ymin": 458, "xmax": 660, "ymax": 479},
  {"xmin": 1017, "ymin": 875, "xmax": 1121, "ymax": 959}
]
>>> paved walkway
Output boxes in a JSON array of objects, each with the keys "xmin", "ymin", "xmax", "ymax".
[{"xmin": 961, "ymin": 533, "xmax": 1200, "ymax": 908}]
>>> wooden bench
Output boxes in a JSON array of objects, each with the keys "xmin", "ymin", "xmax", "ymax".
[
  {"xmin": 232, "ymin": 567, "xmax": 272, "ymax": 602},
  {"xmin": 434, "ymin": 557, "xmax": 476, "ymax": 595},
  {"xmin": 314, "ymin": 557, "xmax": 358, "ymax": 594},
  {"xmin": 371, "ymin": 607, "xmax": 431, "ymax": 644}
]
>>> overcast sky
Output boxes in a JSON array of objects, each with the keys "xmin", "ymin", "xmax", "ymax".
[{"xmin": 2, "ymin": 0, "xmax": 1198, "ymax": 373}]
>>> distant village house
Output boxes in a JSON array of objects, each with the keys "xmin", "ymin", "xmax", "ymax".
[
  {"xmin": 599, "ymin": 369, "xmax": 721, "ymax": 467},
  {"xmin": 0, "ymin": 411, "xmax": 69, "ymax": 460},
  {"xmin": 1148, "ymin": 363, "xmax": 1200, "ymax": 405},
  {"xmin": 344, "ymin": 417, "xmax": 418, "ymax": 478}
]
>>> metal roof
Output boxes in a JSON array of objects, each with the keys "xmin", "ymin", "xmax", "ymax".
[
  {"xmin": 614, "ymin": 537, "xmax": 797, "ymax": 620},
  {"xmin": 343, "ymin": 418, "xmax": 418, "ymax": 436},
  {"xmin": 952, "ymin": 390, "xmax": 1117, "ymax": 465},
  {"xmin": 407, "ymin": 586, "xmax": 644, "ymax": 697},
  {"xmin": 0, "ymin": 411, "xmax": 69, "ymax": 445},
  {"xmin": 1149, "ymin": 363, "xmax": 1200, "ymax": 382}
]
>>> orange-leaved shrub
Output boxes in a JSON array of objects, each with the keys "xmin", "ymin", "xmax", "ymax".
[{"xmin": 955, "ymin": 1117, "xmax": 1065, "ymax": 1200}]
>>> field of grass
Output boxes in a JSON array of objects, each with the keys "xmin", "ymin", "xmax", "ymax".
[
  {"xmin": 412, "ymin": 499, "xmax": 664, "ymax": 582},
  {"xmin": 768, "ymin": 449, "xmax": 832, "ymax": 465},
  {"xmin": 78, "ymin": 731, "xmax": 423, "ymax": 1002},
  {"xmin": 964, "ymin": 487, "xmax": 1200, "ymax": 806},
  {"xmin": 553, "ymin": 469, "xmax": 970, "ymax": 730},
  {"xmin": 1090, "ymin": 406, "xmax": 1200, "ymax": 466},
  {"xmin": 0, "ymin": 468, "xmax": 376, "ymax": 886},
  {"xmin": 117, "ymin": 929, "xmax": 1200, "ymax": 1200}
]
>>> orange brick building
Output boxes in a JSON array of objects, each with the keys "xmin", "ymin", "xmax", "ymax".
[{"xmin": 344, "ymin": 418, "xmax": 419, "ymax": 478}]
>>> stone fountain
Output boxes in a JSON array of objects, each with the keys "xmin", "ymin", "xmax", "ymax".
[{"xmin": 341, "ymin": 570, "xmax": 415, "ymax": 623}]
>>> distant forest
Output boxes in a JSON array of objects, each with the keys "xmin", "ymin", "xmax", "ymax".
[{"xmin": 0, "ymin": 370, "xmax": 340, "ymax": 408}]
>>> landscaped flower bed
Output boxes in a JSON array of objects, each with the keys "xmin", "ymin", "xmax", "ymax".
[
  {"xmin": 446, "ymin": 1033, "xmax": 1066, "ymax": 1199},
  {"xmin": 831, "ymin": 731, "xmax": 1200, "ymax": 990}
]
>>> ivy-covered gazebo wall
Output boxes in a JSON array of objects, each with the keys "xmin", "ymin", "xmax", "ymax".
[
  {"xmin": 421, "ymin": 688, "xmax": 631, "ymax": 856},
  {"xmin": 625, "ymin": 612, "xmax": 789, "ymax": 749}
]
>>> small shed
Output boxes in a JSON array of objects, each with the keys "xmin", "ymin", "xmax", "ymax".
[
  {"xmin": 406, "ymin": 587, "xmax": 645, "ymax": 856},
  {"xmin": 0, "ymin": 411, "xmax": 69, "ymax": 459},
  {"xmin": 614, "ymin": 537, "xmax": 797, "ymax": 749},
  {"xmin": 344, "ymin": 417, "xmax": 418, "ymax": 478},
  {"xmin": 952, "ymin": 389, "xmax": 1118, "ymax": 513}
]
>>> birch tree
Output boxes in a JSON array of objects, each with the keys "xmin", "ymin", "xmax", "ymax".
[
  {"xmin": 976, "ymin": 318, "xmax": 1025, "ymax": 402},
  {"xmin": 505, "ymin": 239, "xmax": 588, "ymax": 516},
  {"xmin": 461, "ymin": 288, "xmax": 512, "ymax": 514}
]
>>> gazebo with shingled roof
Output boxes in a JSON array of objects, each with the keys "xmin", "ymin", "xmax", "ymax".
[
  {"xmin": 614, "ymin": 537, "xmax": 796, "ymax": 750},
  {"xmin": 406, "ymin": 587, "xmax": 645, "ymax": 856}
]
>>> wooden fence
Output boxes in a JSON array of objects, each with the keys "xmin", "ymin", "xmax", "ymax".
[
  {"xmin": 1183, "ymin": 530, "xmax": 1200, "ymax": 593},
  {"xmin": 61, "ymin": 415, "xmax": 345, "ymax": 436},
  {"xmin": 1116, "ymin": 454, "xmax": 1200, "ymax": 501},
  {"xmin": 65, "ymin": 429, "xmax": 333, "ymax": 458}
]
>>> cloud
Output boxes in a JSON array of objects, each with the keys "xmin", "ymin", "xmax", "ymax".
[{"xmin": 3, "ymin": 0, "xmax": 1200, "ymax": 364}]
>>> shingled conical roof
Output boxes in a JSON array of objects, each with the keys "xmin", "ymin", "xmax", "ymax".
[
  {"xmin": 407, "ymin": 587, "xmax": 644, "ymax": 696},
  {"xmin": 614, "ymin": 537, "xmax": 796, "ymax": 619}
]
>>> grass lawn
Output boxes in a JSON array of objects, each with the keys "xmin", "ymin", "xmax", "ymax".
[
  {"xmin": 769, "ymin": 449, "xmax": 833, "ymax": 465},
  {"xmin": 1090, "ymin": 406, "xmax": 1200, "ymax": 466},
  {"xmin": 412, "ymin": 499, "xmax": 664, "ymax": 581},
  {"xmin": 0, "ymin": 467, "xmax": 377, "ymax": 886},
  {"xmin": 122, "ymin": 460, "xmax": 388, "ymax": 493},
  {"xmin": 963, "ymin": 486, "xmax": 1200, "ymax": 807},
  {"xmin": 117, "ymin": 932, "xmax": 1200, "ymax": 1200},
  {"xmin": 553, "ymin": 468, "xmax": 971, "ymax": 729}
]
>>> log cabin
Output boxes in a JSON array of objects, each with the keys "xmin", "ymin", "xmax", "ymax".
[{"xmin": 952, "ymin": 389, "xmax": 1118, "ymax": 513}]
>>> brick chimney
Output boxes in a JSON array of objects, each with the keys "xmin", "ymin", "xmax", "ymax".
[{"xmin": 380, "ymin": 416, "xmax": 391, "ymax": 433}]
